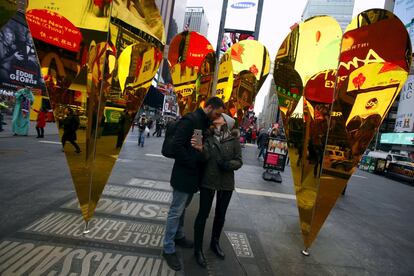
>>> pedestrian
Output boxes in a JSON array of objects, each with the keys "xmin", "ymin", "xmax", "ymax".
[
  {"xmin": 12, "ymin": 87, "xmax": 34, "ymax": 136},
  {"xmin": 162, "ymin": 97, "xmax": 225, "ymax": 271},
  {"xmin": 61, "ymin": 108, "xmax": 81, "ymax": 153},
  {"xmin": 147, "ymin": 117, "xmax": 153, "ymax": 137},
  {"xmin": 137, "ymin": 114, "xmax": 147, "ymax": 147},
  {"xmin": 257, "ymin": 128, "xmax": 269, "ymax": 159},
  {"xmin": 33, "ymin": 106, "xmax": 46, "ymax": 138},
  {"xmin": 193, "ymin": 113, "xmax": 242, "ymax": 268}
]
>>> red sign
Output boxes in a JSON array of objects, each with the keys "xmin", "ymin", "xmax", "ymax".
[{"xmin": 26, "ymin": 9, "xmax": 82, "ymax": 52}]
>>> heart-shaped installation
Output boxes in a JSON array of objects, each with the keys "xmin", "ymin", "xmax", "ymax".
[
  {"xmin": 275, "ymin": 11, "xmax": 411, "ymax": 251},
  {"xmin": 168, "ymin": 31, "xmax": 215, "ymax": 115},
  {"xmin": 310, "ymin": 9, "xmax": 412, "ymax": 249},
  {"xmin": 26, "ymin": 0, "xmax": 165, "ymax": 222},
  {"xmin": 274, "ymin": 15, "xmax": 342, "ymax": 249},
  {"xmin": 217, "ymin": 40, "xmax": 270, "ymax": 120}
]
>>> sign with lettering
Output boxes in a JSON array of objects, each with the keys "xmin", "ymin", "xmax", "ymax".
[
  {"xmin": 103, "ymin": 186, "xmax": 172, "ymax": 203},
  {"xmin": 263, "ymin": 138, "xmax": 288, "ymax": 171},
  {"xmin": 24, "ymin": 212, "xmax": 166, "ymax": 249},
  {"xmin": 225, "ymin": 231, "xmax": 254, "ymax": 258},
  {"xmin": 62, "ymin": 198, "xmax": 169, "ymax": 221},
  {"xmin": 0, "ymin": 240, "xmax": 176, "ymax": 275}
]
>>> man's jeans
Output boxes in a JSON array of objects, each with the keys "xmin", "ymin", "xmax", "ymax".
[
  {"xmin": 163, "ymin": 189, "xmax": 193, "ymax": 254},
  {"xmin": 138, "ymin": 131, "xmax": 145, "ymax": 146}
]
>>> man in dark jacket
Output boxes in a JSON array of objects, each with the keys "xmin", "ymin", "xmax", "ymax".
[
  {"xmin": 257, "ymin": 128, "xmax": 269, "ymax": 159},
  {"xmin": 163, "ymin": 97, "xmax": 225, "ymax": 271}
]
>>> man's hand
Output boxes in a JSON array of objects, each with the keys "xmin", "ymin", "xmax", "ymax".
[{"xmin": 191, "ymin": 135, "xmax": 203, "ymax": 152}]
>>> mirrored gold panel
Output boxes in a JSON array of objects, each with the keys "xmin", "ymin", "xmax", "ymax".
[
  {"xmin": 224, "ymin": 40, "xmax": 270, "ymax": 120},
  {"xmin": 168, "ymin": 31, "xmax": 215, "ymax": 115},
  {"xmin": 307, "ymin": 9, "xmax": 411, "ymax": 249},
  {"xmin": 27, "ymin": 1, "xmax": 165, "ymax": 222},
  {"xmin": 0, "ymin": 0, "xmax": 17, "ymax": 28},
  {"xmin": 274, "ymin": 16, "xmax": 342, "ymax": 249}
]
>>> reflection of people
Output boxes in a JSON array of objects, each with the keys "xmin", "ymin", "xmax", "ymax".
[
  {"xmin": 137, "ymin": 114, "xmax": 147, "ymax": 147},
  {"xmin": 12, "ymin": 87, "xmax": 34, "ymax": 136},
  {"xmin": 33, "ymin": 107, "xmax": 47, "ymax": 138},
  {"xmin": 116, "ymin": 110, "xmax": 131, "ymax": 148},
  {"xmin": 194, "ymin": 113, "xmax": 242, "ymax": 268},
  {"xmin": 62, "ymin": 108, "xmax": 81, "ymax": 153},
  {"xmin": 0, "ymin": 26, "xmax": 24, "ymax": 79}
]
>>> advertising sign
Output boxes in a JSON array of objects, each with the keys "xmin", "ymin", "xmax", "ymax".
[
  {"xmin": 380, "ymin": 132, "xmax": 414, "ymax": 145},
  {"xmin": 0, "ymin": 12, "xmax": 45, "ymax": 98},
  {"xmin": 395, "ymin": 75, "xmax": 414, "ymax": 132},
  {"xmin": 224, "ymin": 0, "xmax": 258, "ymax": 32},
  {"xmin": 162, "ymin": 95, "xmax": 178, "ymax": 117},
  {"xmin": 263, "ymin": 137, "xmax": 288, "ymax": 171}
]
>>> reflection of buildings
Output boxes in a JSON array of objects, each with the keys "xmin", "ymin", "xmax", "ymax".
[
  {"xmin": 156, "ymin": 0, "xmax": 188, "ymax": 84},
  {"xmin": 301, "ymin": 0, "xmax": 355, "ymax": 31},
  {"xmin": 260, "ymin": 75, "xmax": 278, "ymax": 129},
  {"xmin": 184, "ymin": 7, "xmax": 209, "ymax": 36}
]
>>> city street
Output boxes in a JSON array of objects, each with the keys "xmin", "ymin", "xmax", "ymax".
[{"xmin": 1, "ymin": 122, "xmax": 414, "ymax": 275}]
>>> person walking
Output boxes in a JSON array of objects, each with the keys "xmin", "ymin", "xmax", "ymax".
[
  {"xmin": 137, "ymin": 114, "xmax": 147, "ymax": 147},
  {"xmin": 162, "ymin": 97, "xmax": 225, "ymax": 271},
  {"xmin": 257, "ymin": 128, "xmax": 269, "ymax": 159},
  {"xmin": 61, "ymin": 108, "xmax": 81, "ymax": 153},
  {"xmin": 193, "ymin": 113, "xmax": 242, "ymax": 268},
  {"xmin": 33, "ymin": 107, "xmax": 47, "ymax": 138}
]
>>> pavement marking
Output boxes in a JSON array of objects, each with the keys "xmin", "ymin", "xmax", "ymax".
[
  {"xmin": 38, "ymin": 140, "xmax": 61, "ymax": 145},
  {"xmin": 352, "ymin": 174, "xmax": 367, "ymax": 179},
  {"xmin": 117, "ymin": 158, "xmax": 133, "ymax": 163},
  {"xmin": 145, "ymin": 154, "xmax": 166, "ymax": 158},
  {"xmin": 235, "ymin": 188, "xmax": 296, "ymax": 200},
  {"xmin": 225, "ymin": 231, "xmax": 254, "ymax": 258}
]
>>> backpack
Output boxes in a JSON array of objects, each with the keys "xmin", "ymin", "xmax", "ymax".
[{"xmin": 162, "ymin": 113, "xmax": 196, "ymax": 158}]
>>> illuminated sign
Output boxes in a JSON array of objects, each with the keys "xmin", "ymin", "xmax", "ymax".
[
  {"xmin": 230, "ymin": 2, "xmax": 256, "ymax": 9},
  {"xmin": 380, "ymin": 132, "xmax": 414, "ymax": 145}
]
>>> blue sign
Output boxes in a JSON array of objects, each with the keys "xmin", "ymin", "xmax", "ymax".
[{"xmin": 231, "ymin": 2, "xmax": 256, "ymax": 9}]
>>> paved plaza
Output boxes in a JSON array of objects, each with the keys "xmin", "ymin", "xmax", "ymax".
[{"xmin": 0, "ymin": 120, "xmax": 414, "ymax": 275}]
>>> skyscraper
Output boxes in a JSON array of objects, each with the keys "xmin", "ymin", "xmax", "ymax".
[
  {"xmin": 302, "ymin": 0, "xmax": 355, "ymax": 31},
  {"xmin": 183, "ymin": 7, "xmax": 209, "ymax": 36}
]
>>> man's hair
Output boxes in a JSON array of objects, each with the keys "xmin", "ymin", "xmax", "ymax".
[{"xmin": 205, "ymin": 97, "xmax": 225, "ymax": 109}]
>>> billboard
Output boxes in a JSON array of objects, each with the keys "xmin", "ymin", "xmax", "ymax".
[
  {"xmin": 224, "ymin": 0, "xmax": 258, "ymax": 32},
  {"xmin": 393, "ymin": 0, "xmax": 414, "ymax": 49},
  {"xmin": 381, "ymin": 132, "xmax": 414, "ymax": 145},
  {"xmin": 395, "ymin": 75, "xmax": 414, "ymax": 132}
]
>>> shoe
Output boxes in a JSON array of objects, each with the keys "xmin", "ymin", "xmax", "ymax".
[
  {"xmin": 175, "ymin": 237, "xmax": 194, "ymax": 248},
  {"xmin": 36, "ymin": 136, "xmax": 40, "ymax": 138},
  {"xmin": 75, "ymin": 149, "xmax": 81, "ymax": 153},
  {"xmin": 194, "ymin": 250, "xmax": 207, "ymax": 268},
  {"xmin": 210, "ymin": 239, "xmax": 225, "ymax": 259},
  {"xmin": 162, "ymin": 251, "xmax": 181, "ymax": 271}
]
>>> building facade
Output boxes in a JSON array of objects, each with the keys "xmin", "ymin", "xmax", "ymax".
[
  {"xmin": 184, "ymin": 7, "xmax": 209, "ymax": 36},
  {"xmin": 302, "ymin": 0, "xmax": 355, "ymax": 31}
]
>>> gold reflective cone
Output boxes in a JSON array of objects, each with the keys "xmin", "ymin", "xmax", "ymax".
[
  {"xmin": 168, "ymin": 31, "xmax": 215, "ymax": 115},
  {"xmin": 28, "ymin": 1, "xmax": 165, "ymax": 222},
  {"xmin": 301, "ymin": 10, "xmax": 411, "ymax": 249},
  {"xmin": 274, "ymin": 16, "xmax": 342, "ymax": 249}
]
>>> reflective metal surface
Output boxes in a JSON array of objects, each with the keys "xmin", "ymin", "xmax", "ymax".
[
  {"xmin": 274, "ymin": 16, "xmax": 342, "ymax": 248},
  {"xmin": 27, "ymin": 1, "xmax": 164, "ymax": 221},
  {"xmin": 168, "ymin": 31, "xmax": 215, "ymax": 115},
  {"xmin": 312, "ymin": 9, "xmax": 412, "ymax": 247},
  {"xmin": 275, "ymin": 11, "xmax": 412, "ymax": 249},
  {"xmin": 217, "ymin": 40, "xmax": 270, "ymax": 119}
]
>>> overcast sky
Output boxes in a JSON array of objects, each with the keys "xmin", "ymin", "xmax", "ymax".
[{"xmin": 185, "ymin": 0, "xmax": 391, "ymax": 114}]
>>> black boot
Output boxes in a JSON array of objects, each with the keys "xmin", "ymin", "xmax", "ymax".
[
  {"xmin": 194, "ymin": 250, "xmax": 207, "ymax": 268},
  {"xmin": 210, "ymin": 238, "xmax": 225, "ymax": 259}
]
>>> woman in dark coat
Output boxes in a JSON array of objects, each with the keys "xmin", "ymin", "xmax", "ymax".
[
  {"xmin": 193, "ymin": 113, "xmax": 243, "ymax": 268},
  {"xmin": 62, "ymin": 108, "xmax": 81, "ymax": 153}
]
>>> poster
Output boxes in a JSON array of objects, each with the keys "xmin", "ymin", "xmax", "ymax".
[
  {"xmin": 162, "ymin": 94, "xmax": 178, "ymax": 117},
  {"xmin": 395, "ymin": 75, "xmax": 414, "ymax": 132},
  {"xmin": 0, "ymin": 12, "xmax": 45, "ymax": 106},
  {"xmin": 263, "ymin": 137, "xmax": 288, "ymax": 171}
]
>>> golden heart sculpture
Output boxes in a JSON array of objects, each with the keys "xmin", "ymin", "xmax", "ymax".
[
  {"xmin": 26, "ymin": 0, "xmax": 165, "ymax": 222},
  {"xmin": 275, "ymin": 9, "xmax": 411, "ymax": 252}
]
